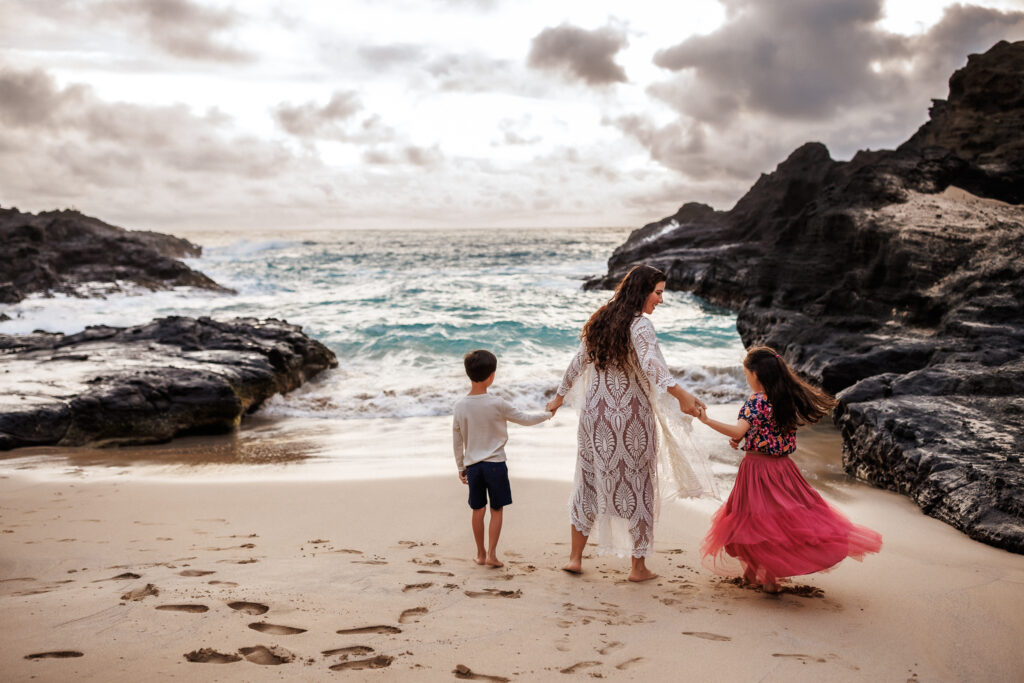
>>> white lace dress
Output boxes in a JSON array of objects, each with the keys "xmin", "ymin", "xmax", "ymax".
[{"xmin": 557, "ymin": 315, "xmax": 718, "ymax": 558}]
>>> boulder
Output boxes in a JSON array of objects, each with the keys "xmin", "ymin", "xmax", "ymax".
[
  {"xmin": 0, "ymin": 316, "xmax": 337, "ymax": 449},
  {"xmin": 0, "ymin": 206, "xmax": 232, "ymax": 304}
]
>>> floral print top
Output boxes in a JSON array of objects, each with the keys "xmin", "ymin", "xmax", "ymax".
[{"xmin": 739, "ymin": 393, "xmax": 796, "ymax": 456}]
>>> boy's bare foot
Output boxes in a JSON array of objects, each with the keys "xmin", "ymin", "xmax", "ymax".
[
  {"xmin": 484, "ymin": 556, "xmax": 503, "ymax": 568},
  {"xmin": 562, "ymin": 559, "xmax": 582, "ymax": 574}
]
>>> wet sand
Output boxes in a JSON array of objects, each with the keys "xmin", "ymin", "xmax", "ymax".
[{"xmin": 2, "ymin": 411, "xmax": 1023, "ymax": 681}]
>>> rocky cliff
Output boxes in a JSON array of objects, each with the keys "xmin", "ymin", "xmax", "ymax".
[
  {"xmin": 0, "ymin": 206, "xmax": 231, "ymax": 304},
  {"xmin": 0, "ymin": 317, "xmax": 337, "ymax": 449},
  {"xmin": 587, "ymin": 40, "xmax": 1024, "ymax": 552}
]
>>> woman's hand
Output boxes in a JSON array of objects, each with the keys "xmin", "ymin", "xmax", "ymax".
[
  {"xmin": 676, "ymin": 392, "xmax": 701, "ymax": 417},
  {"xmin": 546, "ymin": 394, "xmax": 564, "ymax": 415}
]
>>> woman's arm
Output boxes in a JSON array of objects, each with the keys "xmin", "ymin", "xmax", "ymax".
[
  {"xmin": 632, "ymin": 319, "xmax": 705, "ymax": 416},
  {"xmin": 548, "ymin": 341, "xmax": 587, "ymax": 414}
]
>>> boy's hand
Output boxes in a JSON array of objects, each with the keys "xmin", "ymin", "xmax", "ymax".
[{"xmin": 458, "ymin": 471, "xmax": 468, "ymax": 485}]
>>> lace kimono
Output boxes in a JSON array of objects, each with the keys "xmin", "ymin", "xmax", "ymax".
[{"xmin": 557, "ymin": 315, "xmax": 718, "ymax": 558}]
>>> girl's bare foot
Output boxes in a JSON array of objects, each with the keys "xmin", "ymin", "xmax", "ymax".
[
  {"xmin": 562, "ymin": 559, "xmax": 582, "ymax": 574},
  {"xmin": 485, "ymin": 555, "xmax": 503, "ymax": 568},
  {"xmin": 628, "ymin": 568, "xmax": 658, "ymax": 582},
  {"xmin": 762, "ymin": 580, "xmax": 781, "ymax": 594},
  {"xmin": 474, "ymin": 554, "xmax": 486, "ymax": 565}
]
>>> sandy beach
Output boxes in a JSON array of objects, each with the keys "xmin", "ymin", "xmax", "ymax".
[{"xmin": 2, "ymin": 411, "xmax": 1023, "ymax": 682}]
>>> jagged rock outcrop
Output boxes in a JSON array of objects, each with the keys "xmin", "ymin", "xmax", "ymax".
[
  {"xmin": 0, "ymin": 316, "xmax": 337, "ymax": 449},
  {"xmin": 0, "ymin": 206, "xmax": 232, "ymax": 304},
  {"xmin": 587, "ymin": 40, "xmax": 1024, "ymax": 552}
]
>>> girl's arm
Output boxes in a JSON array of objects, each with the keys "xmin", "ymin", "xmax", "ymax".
[{"xmin": 698, "ymin": 408, "xmax": 750, "ymax": 441}]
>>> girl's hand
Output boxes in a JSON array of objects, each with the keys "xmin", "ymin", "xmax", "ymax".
[
  {"xmin": 695, "ymin": 405, "xmax": 708, "ymax": 422},
  {"xmin": 728, "ymin": 437, "xmax": 741, "ymax": 450}
]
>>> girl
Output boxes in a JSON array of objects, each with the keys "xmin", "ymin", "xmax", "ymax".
[{"xmin": 697, "ymin": 346, "xmax": 881, "ymax": 592}]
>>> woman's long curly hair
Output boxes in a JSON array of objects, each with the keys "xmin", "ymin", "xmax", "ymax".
[
  {"xmin": 582, "ymin": 264, "xmax": 666, "ymax": 371},
  {"xmin": 744, "ymin": 346, "xmax": 837, "ymax": 432}
]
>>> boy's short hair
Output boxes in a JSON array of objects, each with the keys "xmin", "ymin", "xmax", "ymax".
[{"xmin": 464, "ymin": 349, "xmax": 497, "ymax": 382}]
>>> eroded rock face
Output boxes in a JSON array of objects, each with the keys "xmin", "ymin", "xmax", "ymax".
[
  {"xmin": 0, "ymin": 206, "xmax": 231, "ymax": 304},
  {"xmin": 0, "ymin": 316, "xmax": 338, "ymax": 449},
  {"xmin": 587, "ymin": 41, "xmax": 1024, "ymax": 552}
]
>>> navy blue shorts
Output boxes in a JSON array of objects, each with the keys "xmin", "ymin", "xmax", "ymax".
[{"xmin": 465, "ymin": 461, "xmax": 512, "ymax": 510}]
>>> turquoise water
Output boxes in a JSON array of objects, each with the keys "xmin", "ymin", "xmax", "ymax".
[{"xmin": 0, "ymin": 227, "xmax": 747, "ymax": 419}]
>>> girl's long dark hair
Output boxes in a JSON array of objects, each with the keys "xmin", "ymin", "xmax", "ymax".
[
  {"xmin": 582, "ymin": 264, "xmax": 666, "ymax": 371},
  {"xmin": 744, "ymin": 346, "xmax": 837, "ymax": 432}
]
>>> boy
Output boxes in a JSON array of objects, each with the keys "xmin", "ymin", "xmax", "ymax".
[{"xmin": 453, "ymin": 349, "xmax": 552, "ymax": 568}]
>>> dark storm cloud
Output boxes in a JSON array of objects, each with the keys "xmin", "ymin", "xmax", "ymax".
[
  {"xmin": 91, "ymin": 0, "xmax": 254, "ymax": 62},
  {"xmin": 527, "ymin": 24, "xmax": 628, "ymax": 86},
  {"xmin": 273, "ymin": 91, "xmax": 395, "ymax": 143},
  {"xmin": 652, "ymin": 0, "xmax": 1024, "ymax": 122}
]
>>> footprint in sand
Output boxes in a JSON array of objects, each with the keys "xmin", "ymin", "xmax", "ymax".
[
  {"xmin": 248, "ymin": 622, "xmax": 307, "ymax": 635},
  {"xmin": 560, "ymin": 661, "xmax": 601, "ymax": 673},
  {"xmin": 772, "ymin": 653, "xmax": 828, "ymax": 663},
  {"xmin": 352, "ymin": 559, "xmax": 388, "ymax": 565},
  {"xmin": 209, "ymin": 580, "xmax": 238, "ymax": 586},
  {"xmin": 24, "ymin": 651, "xmax": 84, "ymax": 659},
  {"xmin": 417, "ymin": 570, "xmax": 455, "ymax": 576},
  {"xmin": 330, "ymin": 655, "xmax": 394, "ymax": 671},
  {"xmin": 682, "ymin": 632, "xmax": 731, "ymax": 642},
  {"xmin": 184, "ymin": 648, "xmax": 241, "ymax": 663},
  {"xmin": 307, "ymin": 538, "xmax": 330, "ymax": 544},
  {"xmin": 323, "ymin": 646, "xmax": 375, "ymax": 657},
  {"xmin": 178, "ymin": 570, "xmax": 215, "ymax": 577},
  {"xmin": 399, "ymin": 607, "xmax": 428, "ymax": 624},
  {"xmin": 336, "ymin": 625, "xmax": 402, "ymax": 635},
  {"xmin": 156, "ymin": 604, "xmax": 209, "ymax": 613},
  {"xmin": 228, "ymin": 601, "xmax": 269, "ymax": 615},
  {"xmin": 121, "ymin": 584, "xmax": 159, "ymax": 601},
  {"xmin": 597, "ymin": 641, "xmax": 624, "ymax": 655},
  {"xmin": 616, "ymin": 657, "xmax": 644, "ymax": 670},
  {"xmin": 331, "ymin": 548, "xmax": 363, "ymax": 554},
  {"xmin": 452, "ymin": 664, "xmax": 511, "ymax": 681},
  {"xmin": 463, "ymin": 589, "xmax": 521, "ymax": 599},
  {"xmin": 239, "ymin": 645, "xmax": 294, "ymax": 665},
  {"xmin": 101, "ymin": 572, "xmax": 141, "ymax": 581},
  {"xmin": 403, "ymin": 582, "xmax": 433, "ymax": 592}
]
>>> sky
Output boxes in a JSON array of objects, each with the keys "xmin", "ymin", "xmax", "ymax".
[{"xmin": 1, "ymin": 0, "xmax": 1023, "ymax": 233}]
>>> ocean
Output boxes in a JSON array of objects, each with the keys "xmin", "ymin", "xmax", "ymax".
[{"xmin": 0, "ymin": 226, "xmax": 748, "ymax": 420}]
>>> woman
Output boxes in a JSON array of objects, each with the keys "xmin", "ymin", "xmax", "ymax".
[{"xmin": 546, "ymin": 264, "xmax": 716, "ymax": 582}]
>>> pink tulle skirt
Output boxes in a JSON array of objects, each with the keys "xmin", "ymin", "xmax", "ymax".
[{"xmin": 701, "ymin": 452, "xmax": 882, "ymax": 585}]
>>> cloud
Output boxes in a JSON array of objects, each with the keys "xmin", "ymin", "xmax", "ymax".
[
  {"xmin": 363, "ymin": 144, "xmax": 444, "ymax": 167},
  {"xmin": 528, "ymin": 24, "xmax": 628, "ymax": 86},
  {"xmin": 357, "ymin": 44, "xmax": 427, "ymax": 70},
  {"xmin": 0, "ymin": 62, "xmax": 312, "ymax": 228},
  {"xmin": 90, "ymin": 0, "xmax": 253, "ymax": 62}
]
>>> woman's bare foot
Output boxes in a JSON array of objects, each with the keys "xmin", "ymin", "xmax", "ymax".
[
  {"xmin": 628, "ymin": 568, "xmax": 658, "ymax": 582},
  {"xmin": 562, "ymin": 559, "xmax": 582, "ymax": 574},
  {"xmin": 485, "ymin": 555, "xmax": 503, "ymax": 568},
  {"xmin": 474, "ymin": 553, "xmax": 486, "ymax": 565}
]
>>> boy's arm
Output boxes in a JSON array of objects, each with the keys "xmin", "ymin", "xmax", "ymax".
[
  {"xmin": 453, "ymin": 416, "xmax": 467, "ymax": 480},
  {"xmin": 502, "ymin": 400, "xmax": 553, "ymax": 427}
]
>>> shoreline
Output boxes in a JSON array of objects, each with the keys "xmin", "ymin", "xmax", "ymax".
[{"xmin": 3, "ymin": 437, "xmax": 1024, "ymax": 680}]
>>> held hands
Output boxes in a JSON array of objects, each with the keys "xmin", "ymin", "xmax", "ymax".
[
  {"xmin": 545, "ymin": 394, "xmax": 564, "ymax": 416},
  {"xmin": 677, "ymin": 392, "xmax": 706, "ymax": 418}
]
